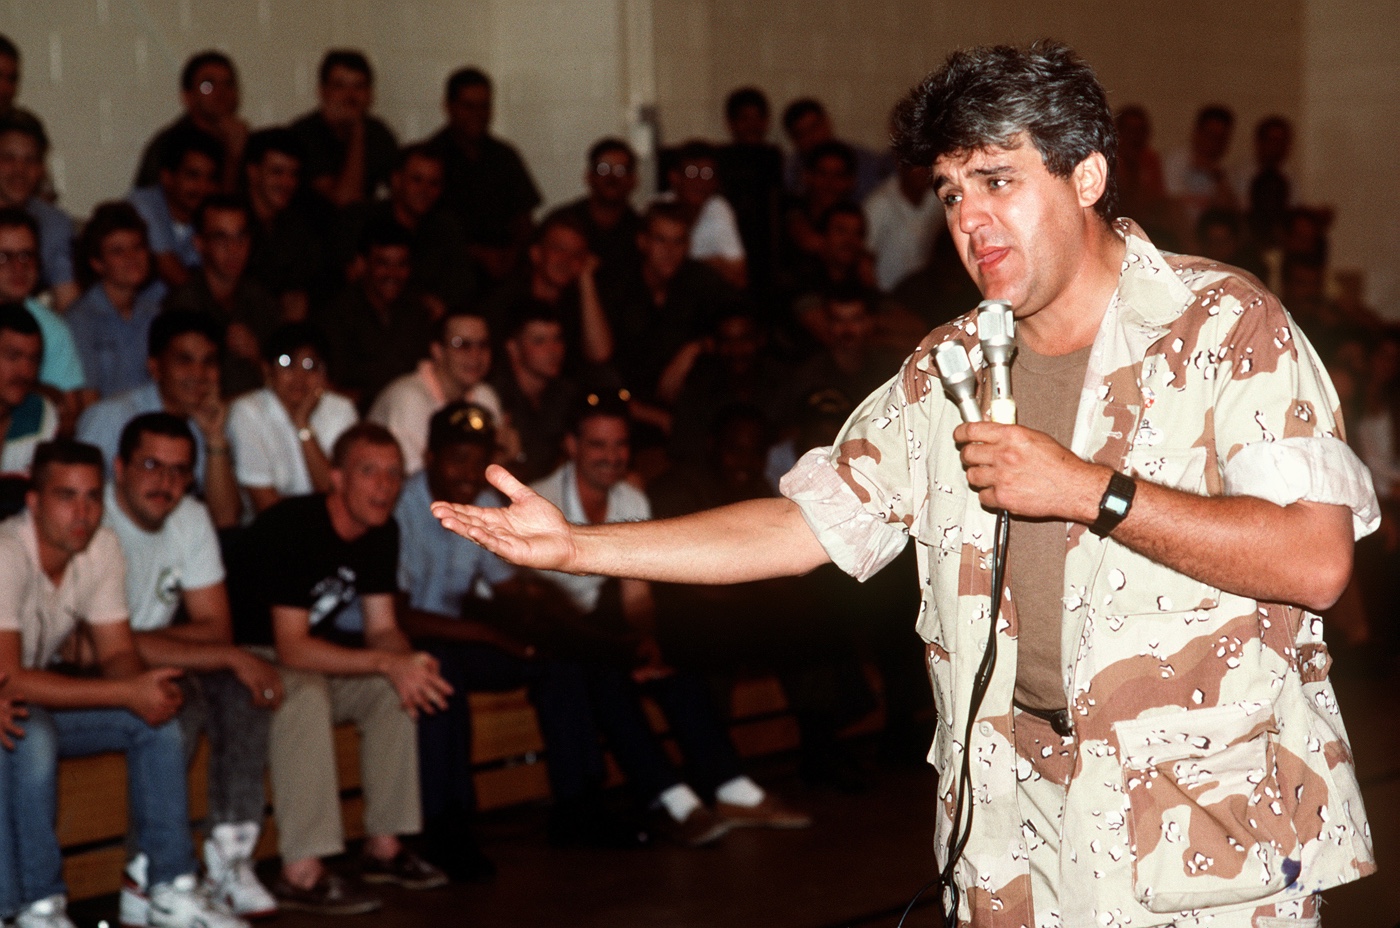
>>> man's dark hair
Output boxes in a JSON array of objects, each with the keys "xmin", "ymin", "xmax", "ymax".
[
  {"xmin": 30, "ymin": 439, "xmax": 103, "ymax": 489},
  {"xmin": 180, "ymin": 50, "xmax": 235, "ymax": 92},
  {"xmin": 158, "ymin": 124, "xmax": 224, "ymax": 175},
  {"xmin": 357, "ymin": 216, "xmax": 413, "ymax": 256},
  {"xmin": 79, "ymin": 201, "xmax": 149, "ymax": 283},
  {"xmin": 193, "ymin": 193, "xmax": 248, "ymax": 236},
  {"xmin": 243, "ymin": 127, "xmax": 304, "ymax": 168},
  {"xmin": 0, "ymin": 35, "xmax": 18, "ymax": 63},
  {"xmin": 782, "ymin": 98, "xmax": 826, "ymax": 134},
  {"xmin": 587, "ymin": 137, "xmax": 634, "ymax": 167},
  {"xmin": 823, "ymin": 280, "xmax": 875, "ymax": 314},
  {"xmin": 504, "ymin": 302, "xmax": 563, "ymax": 342},
  {"xmin": 427, "ymin": 401, "xmax": 497, "ymax": 454},
  {"xmin": 892, "ymin": 41, "xmax": 1119, "ymax": 221},
  {"xmin": 319, "ymin": 49, "xmax": 372, "ymax": 86},
  {"xmin": 0, "ymin": 111, "xmax": 46, "ymax": 155},
  {"xmin": 726, "ymin": 87, "xmax": 769, "ymax": 123},
  {"xmin": 673, "ymin": 140, "xmax": 718, "ymax": 167},
  {"xmin": 433, "ymin": 308, "xmax": 489, "ymax": 345},
  {"xmin": 0, "ymin": 204, "xmax": 38, "ymax": 242},
  {"xmin": 331, "ymin": 421, "xmax": 400, "ymax": 468},
  {"xmin": 567, "ymin": 392, "xmax": 630, "ymax": 437},
  {"xmin": 262, "ymin": 321, "xmax": 329, "ymax": 365},
  {"xmin": 804, "ymin": 139, "xmax": 856, "ymax": 175},
  {"xmin": 641, "ymin": 200, "xmax": 690, "ymax": 235},
  {"xmin": 817, "ymin": 201, "xmax": 865, "ymax": 235},
  {"xmin": 148, "ymin": 309, "xmax": 223, "ymax": 360},
  {"xmin": 0, "ymin": 300, "xmax": 39, "ymax": 340},
  {"xmin": 531, "ymin": 210, "xmax": 588, "ymax": 247},
  {"xmin": 1256, "ymin": 115, "xmax": 1292, "ymax": 141},
  {"xmin": 445, "ymin": 67, "xmax": 491, "ymax": 100},
  {"xmin": 392, "ymin": 142, "xmax": 444, "ymax": 174},
  {"xmin": 1195, "ymin": 105, "xmax": 1234, "ymax": 130},
  {"xmin": 117, "ymin": 412, "xmax": 196, "ymax": 466}
]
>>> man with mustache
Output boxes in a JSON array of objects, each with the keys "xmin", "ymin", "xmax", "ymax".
[{"xmin": 435, "ymin": 41, "xmax": 1376, "ymax": 928}]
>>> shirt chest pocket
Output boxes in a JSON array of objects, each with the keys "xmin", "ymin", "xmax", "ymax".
[{"xmin": 1101, "ymin": 446, "xmax": 1221, "ymax": 616}]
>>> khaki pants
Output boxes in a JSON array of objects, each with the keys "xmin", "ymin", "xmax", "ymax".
[
  {"xmin": 266, "ymin": 666, "xmax": 421, "ymax": 862},
  {"xmin": 1013, "ymin": 710, "xmax": 1320, "ymax": 928}
]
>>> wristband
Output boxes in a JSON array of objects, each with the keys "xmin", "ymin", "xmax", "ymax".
[{"xmin": 1090, "ymin": 471, "xmax": 1135, "ymax": 537}]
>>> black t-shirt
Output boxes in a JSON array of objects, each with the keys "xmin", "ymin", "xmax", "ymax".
[
  {"xmin": 229, "ymin": 494, "xmax": 400, "ymax": 647},
  {"xmin": 424, "ymin": 129, "xmax": 541, "ymax": 248},
  {"xmin": 290, "ymin": 111, "xmax": 399, "ymax": 204}
]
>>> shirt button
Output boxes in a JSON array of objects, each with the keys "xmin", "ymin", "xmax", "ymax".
[{"xmin": 978, "ymin": 721, "xmax": 993, "ymax": 737}]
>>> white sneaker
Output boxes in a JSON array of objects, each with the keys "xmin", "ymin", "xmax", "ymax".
[
  {"xmin": 15, "ymin": 895, "xmax": 76, "ymax": 928},
  {"xmin": 148, "ymin": 874, "xmax": 248, "ymax": 928},
  {"xmin": 120, "ymin": 853, "xmax": 151, "ymax": 928},
  {"xmin": 204, "ymin": 823, "xmax": 276, "ymax": 919}
]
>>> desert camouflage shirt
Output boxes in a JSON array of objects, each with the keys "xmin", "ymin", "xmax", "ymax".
[{"xmin": 781, "ymin": 220, "xmax": 1379, "ymax": 927}]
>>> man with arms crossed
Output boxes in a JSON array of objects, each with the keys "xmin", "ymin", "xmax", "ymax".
[
  {"xmin": 436, "ymin": 42, "xmax": 1376, "ymax": 928},
  {"xmin": 105, "ymin": 413, "xmax": 282, "ymax": 921}
]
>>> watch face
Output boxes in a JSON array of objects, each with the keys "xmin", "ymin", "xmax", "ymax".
[{"xmin": 1106, "ymin": 496, "xmax": 1130, "ymax": 517}]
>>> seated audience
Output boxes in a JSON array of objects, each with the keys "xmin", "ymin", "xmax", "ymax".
[
  {"xmin": 368, "ymin": 310, "xmax": 505, "ymax": 475},
  {"xmin": 397, "ymin": 403, "xmax": 646, "ymax": 875},
  {"xmin": 716, "ymin": 87, "xmax": 783, "ymax": 295},
  {"xmin": 491, "ymin": 309, "xmax": 578, "ymax": 484},
  {"xmin": 320, "ymin": 219, "xmax": 434, "ymax": 408},
  {"xmin": 531, "ymin": 402, "xmax": 810, "ymax": 845},
  {"xmin": 0, "ymin": 302, "xmax": 54, "ymax": 477},
  {"xmin": 291, "ymin": 50, "xmax": 398, "ymax": 210},
  {"xmin": 242, "ymin": 128, "xmax": 320, "ymax": 321},
  {"xmin": 68, "ymin": 202, "xmax": 165, "ymax": 398},
  {"xmin": 661, "ymin": 141, "xmax": 746, "ymax": 291},
  {"xmin": 0, "ymin": 440, "xmax": 246, "ymax": 928},
  {"xmin": 227, "ymin": 323, "xmax": 357, "ymax": 516},
  {"xmin": 0, "ymin": 208, "xmax": 83, "ymax": 398},
  {"xmin": 105, "ymin": 414, "xmax": 281, "ymax": 921},
  {"xmin": 77, "ymin": 310, "xmax": 240, "ymax": 529},
  {"xmin": 337, "ymin": 144, "xmax": 475, "ymax": 317},
  {"xmin": 163, "ymin": 195, "xmax": 280, "ymax": 395},
  {"xmin": 782, "ymin": 202, "xmax": 877, "ymax": 345},
  {"xmin": 227, "ymin": 424, "xmax": 449, "ymax": 913},
  {"xmin": 425, "ymin": 67, "xmax": 541, "ymax": 284},
  {"xmin": 611, "ymin": 202, "xmax": 737, "ymax": 402},
  {"xmin": 545, "ymin": 138, "xmax": 642, "ymax": 299},
  {"xmin": 128, "ymin": 127, "xmax": 221, "ymax": 289},
  {"xmin": 863, "ymin": 159, "xmax": 940, "ymax": 293},
  {"xmin": 479, "ymin": 213, "xmax": 613, "ymax": 374},
  {"xmin": 0, "ymin": 114, "xmax": 76, "ymax": 309},
  {"xmin": 135, "ymin": 51, "xmax": 247, "ymax": 194},
  {"xmin": 780, "ymin": 97, "xmax": 891, "ymax": 200}
]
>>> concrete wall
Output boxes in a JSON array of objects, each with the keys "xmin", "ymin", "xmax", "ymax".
[{"xmin": 0, "ymin": 0, "xmax": 1393, "ymax": 313}]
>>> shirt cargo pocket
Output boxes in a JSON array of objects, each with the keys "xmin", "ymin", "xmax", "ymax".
[
  {"xmin": 1114, "ymin": 701, "xmax": 1301, "ymax": 913},
  {"xmin": 1109, "ymin": 446, "xmax": 1221, "ymax": 615}
]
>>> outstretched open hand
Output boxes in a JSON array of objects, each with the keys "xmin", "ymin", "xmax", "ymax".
[{"xmin": 431, "ymin": 465, "xmax": 579, "ymax": 571}]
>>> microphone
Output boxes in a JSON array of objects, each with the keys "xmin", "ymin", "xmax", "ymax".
[
  {"xmin": 933, "ymin": 341, "xmax": 982, "ymax": 423},
  {"xmin": 976, "ymin": 300, "xmax": 1016, "ymax": 424}
]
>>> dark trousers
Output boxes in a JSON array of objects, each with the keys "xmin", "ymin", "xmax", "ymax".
[
  {"xmin": 417, "ymin": 641, "xmax": 605, "ymax": 819},
  {"xmin": 583, "ymin": 664, "xmax": 743, "ymax": 804}
]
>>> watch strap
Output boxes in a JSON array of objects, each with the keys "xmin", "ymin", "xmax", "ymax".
[{"xmin": 1090, "ymin": 471, "xmax": 1135, "ymax": 537}]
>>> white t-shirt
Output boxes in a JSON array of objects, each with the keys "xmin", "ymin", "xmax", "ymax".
[
  {"xmin": 530, "ymin": 462, "xmax": 650, "ymax": 614},
  {"xmin": 367, "ymin": 362, "xmax": 504, "ymax": 475},
  {"xmin": 103, "ymin": 485, "xmax": 224, "ymax": 632},
  {"xmin": 0, "ymin": 511, "xmax": 129, "ymax": 669},
  {"xmin": 863, "ymin": 174, "xmax": 943, "ymax": 292},
  {"xmin": 228, "ymin": 388, "xmax": 358, "ymax": 501},
  {"xmin": 689, "ymin": 195, "xmax": 746, "ymax": 262}
]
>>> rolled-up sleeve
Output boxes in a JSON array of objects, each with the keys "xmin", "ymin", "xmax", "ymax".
[
  {"xmin": 1223, "ymin": 435, "xmax": 1380, "ymax": 540},
  {"xmin": 780, "ymin": 447, "xmax": 909, "ymax": 581}
]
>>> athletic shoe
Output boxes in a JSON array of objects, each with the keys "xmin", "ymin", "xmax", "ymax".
[
  {"xmin": 148, "ymin": 874, "xmax": 248, "ymax": 928},
  {"xmin": 15, "ymin": 895, "xmax": 77, "ymax": 928},
  {"xmin": 119, "ymin": 853, "xmax": 151, "ymax": 928},
  {"xmin": 204, "ymin": 823, "xmax": 277, "ymax": 919}
]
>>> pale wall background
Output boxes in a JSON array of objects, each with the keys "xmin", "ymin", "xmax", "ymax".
[{"xmin": 0, "ymin": 0, "xmax": 1395, "ymax": 314}]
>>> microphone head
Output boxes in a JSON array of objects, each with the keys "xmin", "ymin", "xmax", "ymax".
[
  {"xmin": 933, "ymin": 340, "xmax": 982, "ymax": 422},
  {"xmin": 977, "ymin": 300, "xmax": 1015, "ymax": 358}
]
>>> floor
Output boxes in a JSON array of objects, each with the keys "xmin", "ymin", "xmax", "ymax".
[{"xmin": 70, "ymin": 667, "xmax": 1400, "ymax": 928}]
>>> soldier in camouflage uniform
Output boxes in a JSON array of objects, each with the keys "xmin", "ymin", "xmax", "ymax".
[{"xmin": 433, "ymin": 41, "xmax": 1377, "ymax": 928}]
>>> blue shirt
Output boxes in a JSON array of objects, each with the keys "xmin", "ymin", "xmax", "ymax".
[
  {"xmin": 67, "ymin": 282, "xmax": 166, "ymax": 398},
  {"xmin": 27, "ymin": 197, "xmax": 75, "ymax": 289},
  {"xmin": 395, "ymin": 471, "xmax": 514, "ymax": 617},
  {"xmin": 24, "ymin": 297, "xmax": 85, "ymax": 391},
  {"xmin": 128, "ymin": 186, "xmax": 200, "ymax": 268},
  {"xmin": 75, "ymin": 382, "xmax": 209, "ymax": 482}
]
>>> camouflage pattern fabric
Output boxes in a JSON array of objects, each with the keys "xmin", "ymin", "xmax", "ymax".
[{"xmin": 781, "ymin": 221, "xmax": 1378, "ymax": 927}]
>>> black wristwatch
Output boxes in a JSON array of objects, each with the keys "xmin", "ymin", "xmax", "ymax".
[{"xmin": 1090, "ymin": 471, "xmax": 1136, "ymax": 537}]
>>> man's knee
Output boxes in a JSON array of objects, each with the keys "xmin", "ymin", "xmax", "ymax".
[{"xmin": 6, "ymin": 706, "xmax": 58, "ymax": 777}]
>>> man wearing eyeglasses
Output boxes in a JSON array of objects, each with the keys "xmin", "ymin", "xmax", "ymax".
[
  {"xmin": 545, "ymin": 138, "xmax": 642, "ymax": 299},
  {"xmin": 105, "ymin": 412, "xmax": 283, "ymax": 922},
  {"xmin": 134, "ymin": 51, "xmax": 248, "ymax": 196},
  {"xmin": 662, "ymin": 140, "xmax": 747, "ymax": 291}
]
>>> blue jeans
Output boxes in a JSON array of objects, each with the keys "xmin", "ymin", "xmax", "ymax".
[{"xmin": 0, "ymin": 706, "xmax": 195, "ymax": 916}]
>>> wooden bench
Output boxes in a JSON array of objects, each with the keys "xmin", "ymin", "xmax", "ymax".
[{"xmin": 55, "ymin": 675, "xmax": 851, "ymax": 901}]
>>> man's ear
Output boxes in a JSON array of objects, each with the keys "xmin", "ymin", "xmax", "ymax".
[{"xmin": 1072, "ymin": 152, "xmax": 1109, "ymax": 211}]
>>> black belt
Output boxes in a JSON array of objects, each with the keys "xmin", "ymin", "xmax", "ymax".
[{"xmin": 1013, "ymin": 700, "xmax": 1075, "ymax": 737}]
